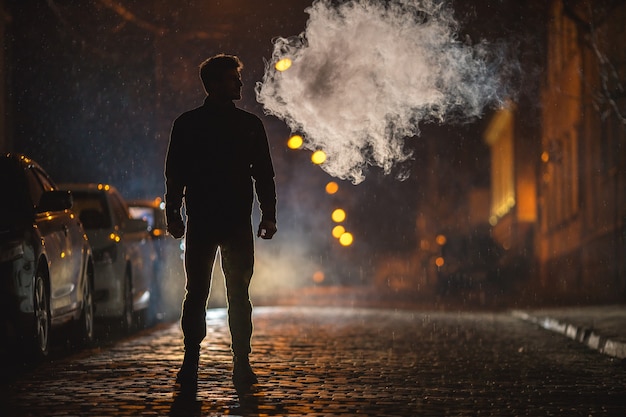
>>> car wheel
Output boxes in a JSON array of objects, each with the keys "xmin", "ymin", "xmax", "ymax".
[
  {"xmin": 121, "ymin": 270, "xmax": 134, "ymax": 333},
  {"xmin": 75, "ymin": 273, "xmax": 94, "ymax": 347},
  {"xmin": 33, "ymin": 269, "xmax": 51, "ymax": 358}
]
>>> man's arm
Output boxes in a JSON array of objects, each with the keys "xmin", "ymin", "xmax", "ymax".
[
  {"xmin": 164, "ymin": 119, "xmax": 186, "ymax": 239},
  {"xmin": 251, "ymin": 117, "xmax": 277, "ymax": 239}
]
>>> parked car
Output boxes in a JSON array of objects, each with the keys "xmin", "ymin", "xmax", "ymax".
[
  {"xmin": 127, "ymin": 198, "xmax": 185, "ymax": 322},
  {"xmin": 60, "ymin": 183, "xmax": 156, "ymax": 331},
  {"xmin": 1, "ymin": 153, "xmax": 94, "ymax": 358}
]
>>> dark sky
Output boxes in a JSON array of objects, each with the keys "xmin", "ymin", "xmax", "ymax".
[{"xmin": 5, "ymin": 0, "xmax": 546, "ymax": 284}]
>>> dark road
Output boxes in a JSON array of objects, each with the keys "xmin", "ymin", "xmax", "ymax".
[{"xmin": 2, "ymin": 306, "xmax": 626, "ymax": 416}]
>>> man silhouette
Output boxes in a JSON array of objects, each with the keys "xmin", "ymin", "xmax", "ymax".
[{"xmin": 164, "ymin": 54, "xmax": 277, "ymax": 391}]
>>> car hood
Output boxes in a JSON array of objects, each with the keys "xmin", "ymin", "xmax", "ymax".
[{"xmin": 83, "ymin": 228, "xmax": 118, "ymax": 251}]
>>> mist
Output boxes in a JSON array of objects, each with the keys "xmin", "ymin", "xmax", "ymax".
[{"xmin": 256, "ymin": 0, "xmax": 516, "ymax": 184}]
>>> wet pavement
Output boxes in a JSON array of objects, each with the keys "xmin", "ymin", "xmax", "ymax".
[{"xmin": 2, "ymin": 305, "xmax": 626, "ymax": 416}]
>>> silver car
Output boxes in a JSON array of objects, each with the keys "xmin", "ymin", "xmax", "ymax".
[
  {"xmin": 1, "ymin": 154, "xmax": 94, "ymax": 358},
  {"xmin": 61, "ymin": 184, "xmax": 156, "ymax": 331},
  {"xmin": 127, "ymin": 198, "xmax": 185, "ymax": 322}
]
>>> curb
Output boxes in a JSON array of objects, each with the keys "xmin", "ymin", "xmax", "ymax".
[{"xmin": 511, "ymin": 310, "xmax": 626, "ymax": 360}]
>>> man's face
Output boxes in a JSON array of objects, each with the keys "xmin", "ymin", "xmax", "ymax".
[{"xmin": 212, "ymin": 68, "xmax": 242, "ymax": 101}]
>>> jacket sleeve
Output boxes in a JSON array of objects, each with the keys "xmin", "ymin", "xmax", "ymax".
[
  {"xmin": 164, "ymin": 118, "xmax": 186, "ymax": 214},
  {"xmin": 250, "ymin": 117, "xmax": 277, "ymax": 223}
]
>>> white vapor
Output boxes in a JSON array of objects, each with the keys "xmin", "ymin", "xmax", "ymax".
[{"xmin": 256, "ymin": 0, "xmax": 514, "ymax": 184}]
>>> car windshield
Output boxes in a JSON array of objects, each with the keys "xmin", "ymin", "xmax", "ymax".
[
  {"xmin": 128, "ymin": 206, "xmax": 155, "ymax": 229},
  {"xmin": 0, "ymin": 160, "xmax": 32, "ymax": 223},
  {"xmin": 70, "ymin": 191, "xmax": 111, "ymax": 230}
]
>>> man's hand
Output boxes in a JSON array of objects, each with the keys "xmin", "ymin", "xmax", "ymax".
[
  {"xmin": 257, "ymin": 220, "xmax": 277, "ymax": 240},
  {"xmin": 166, "ymin": 212, "xmax": 185, "ymax": 239}
]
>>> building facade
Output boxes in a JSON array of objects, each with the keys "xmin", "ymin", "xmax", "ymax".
[
  {"xmin": 486, "ymin": 0, "xmax": 625, "ymax": 304},
  {"xmin": 538, "ymin": 0, "xmax": 625, "ymax": 302}
]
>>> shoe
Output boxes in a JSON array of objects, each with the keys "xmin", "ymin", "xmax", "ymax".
[
  {"xmin": 176, "ymin": 349, "xmax": 199, "ymax": 389},
  {"xmin": 233, "ymin": 356, "xmax": 258, "ymax": 389},
  {"xmin": 176, "ymin": 364, "xmax": 198, "ymax": 387}
]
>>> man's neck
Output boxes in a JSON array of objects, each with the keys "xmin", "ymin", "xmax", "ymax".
[{"xmin": 205, "ymin": 96, "xmax": 234, "ymax": 107}]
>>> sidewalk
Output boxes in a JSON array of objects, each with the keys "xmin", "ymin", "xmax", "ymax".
[{"xmin": 512, "ymin": 305, "xmax": 626, "ymax": 359}]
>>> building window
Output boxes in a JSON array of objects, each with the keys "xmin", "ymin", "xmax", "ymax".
[{"xmin": 484, "ymin": 107, "xmax": 515, "ymax": 226}]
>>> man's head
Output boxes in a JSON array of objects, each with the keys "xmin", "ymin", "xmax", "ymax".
[{"xmin": 199, "ymin": 54, "xmax": 243, "ymax": 101}]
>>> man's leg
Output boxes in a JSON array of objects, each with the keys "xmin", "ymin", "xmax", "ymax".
[
  {"xmin": 221, "ymin": 227, "xmax": 256, "ymax": 387},
  {"xmin": 177, "ymin": 228, "xmax": 218, "ymax": 387}
]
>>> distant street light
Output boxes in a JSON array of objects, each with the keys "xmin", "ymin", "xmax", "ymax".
[
  {"xmin": 311, "ymin": 150, "xmax": 326, "ymax": 165},
  {"xmin": 312, "ymin": 270, "xmax": 325, "ymax": 284},
  {"xmin": 275, "ymin": 58, "xmax": 292, "ymax": 72},
  {"xmin": 325, "ymin": 181, "xmax": 339, "ymax": 194},
  {"xmin": 339, "ymin": 232, "xmax": 353, "ymax": 247},
  {"xmin": 332, "ymin": 225, "xmax": 345, "ymax": 238},
  {"xmin": 287, "ymin": 135, "xmax": 303, "ymax": 149},
  {"xmin": 331, "ymin": 208, "xmax": 346, "ymax": 223}
]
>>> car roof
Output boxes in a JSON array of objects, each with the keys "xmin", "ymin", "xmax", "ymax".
[
  {"xmin": 59, "ymin": 183, "xmax": 119, "ymax": 194},
  {"xmin": 3, "ymin": 152, "xmax": 45, "ymax": 172},
  {"xmin": 127, "ymin": 198, "xmax": 163, "ymax": 208}
]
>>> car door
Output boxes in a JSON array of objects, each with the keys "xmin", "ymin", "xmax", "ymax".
[
  {"xmin": 108, "ymin": 191, "xmax": 151, "ymax": 308},
  {"xmin": 26, "ymin": 167, "xmax": 77, "ymax": 315}
]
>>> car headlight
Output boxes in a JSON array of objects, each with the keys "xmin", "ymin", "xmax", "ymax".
[{"xmin": 0, "ymin": 240, "xmax": 24, "ymax": 263}]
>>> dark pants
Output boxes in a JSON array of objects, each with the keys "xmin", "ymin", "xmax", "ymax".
[{"xmin": 181, "ymin": 221, "xmax": 254, "ymax": 357}]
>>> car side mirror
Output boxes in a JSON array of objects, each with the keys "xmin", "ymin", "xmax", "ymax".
[
  {"xmin": 125, "ymin": 218, "xmax": 150, "ymax": 233},
  {"xmin": 37, "ymin": 190, "xmax": 73, "ymax": 213}
]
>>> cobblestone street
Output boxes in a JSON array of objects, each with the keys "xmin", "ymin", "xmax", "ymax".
[{"xmin": 2, "ymin": 306, "xmax": 626, "ymax": 416}]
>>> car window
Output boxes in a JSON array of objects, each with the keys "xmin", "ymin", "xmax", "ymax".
[
  {"xmin": 129, "ymin": 206, "xmax": 155, "ymax": 229},
  {"xmin": 109, "ymin": 192, "xmax": 129, "ymax": 227},
  {"xmin": 71, "ymin": 191, "xmax": 111, "ymax": 229},
  {"xmin": 24, "ymin": 168, "xmax": 46, "ymax": 208},
  {"xmin": 0, "ymin": 160, "xmax": 31, "ymax": 221},
  {"xmin": 32, "ymin": 168, "xmax": 56, "ymax": 192}
]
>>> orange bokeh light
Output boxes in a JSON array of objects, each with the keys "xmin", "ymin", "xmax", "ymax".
[
  {"xmin": 311, "ymin": 150, "xmax": 327, "ymax": 165},
  {"xmin": 287, "ymin": 135, "xmax": 303, "ymax": 149},
  {"xmin": 331, "ymin": 208, "xmax": 346, "ymax": 223},
  {"xmin": 312, "ymin": 270, "xmax": 325, "ymax": 283},
  {"xmin": 332, "ymin": 225, "xmax": 345, "ymax": 238},
  {"xmin": 339, "ymin": 232, "xmax": 353, "ymax": 246},
  {"xmin": 275, "ymin": 58, "xmax": 292, "ymax": 72},
  {"xmin": 325, "ymin": 181, "xmax": 339, "ymax": 194}
]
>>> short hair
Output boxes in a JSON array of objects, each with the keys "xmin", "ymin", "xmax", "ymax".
[{"xmin": 199, "ymin": 54, "xmax": 243, "ymax": 93}]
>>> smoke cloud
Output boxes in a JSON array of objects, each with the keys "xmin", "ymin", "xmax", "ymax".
[{"xmin": 256, "ymin": 0, "xmax": 515, "ymax": 184}]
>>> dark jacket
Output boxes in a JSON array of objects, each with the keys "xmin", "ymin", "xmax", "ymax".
[{"xmin": 165, "ymin": 97, "xmax": 276, "ymax": 231}]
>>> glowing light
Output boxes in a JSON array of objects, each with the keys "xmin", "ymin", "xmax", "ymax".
[
  {"xmin": 287, "ymin": 135, "xmax": 303, "ymax": 149},
  {"xmin": 541, "ymin": 151, "xmax": 550, "ymax": 163},
  {"xmin": 339, "ymin": 232, "xmax": 353, "ymax": 246},
  {"xmin": 435, "ymin": 257, "xmax": 444, "ymax": 267},
  {"xmin": 312, "ymin": 270, "xmax": 325, "ymax": 283},
  {"xmin": 331, "ymin": 208, "xmax": 346, "ymax": 223},
  {"xmin": 275, "ymin": 58, "xmax": 292, "ymax": 72},
  {"xmin": 98, "ymin": 184, "xmax": 111, "ymax": 191},
  {"xmin": 60, "ymin": 252, "xmax": 66, "ymax": 259},
  {"xmin": 332, "ymin": 225, "xmax": 345, "ymax": 238},
  {"xmin": 109, "ymin": 233, "xmax": 121, "ymax": 243},
  {"xmin": 435, "ymin": 234, "xmax": 447, "ymax": 246},
  {"xmin": 311, "ymin": 150, "xmax": 326, "ymax": 165},
  {"xmin": 325, "ymin": 181, "xmax": 339, "ymax": 195}
]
